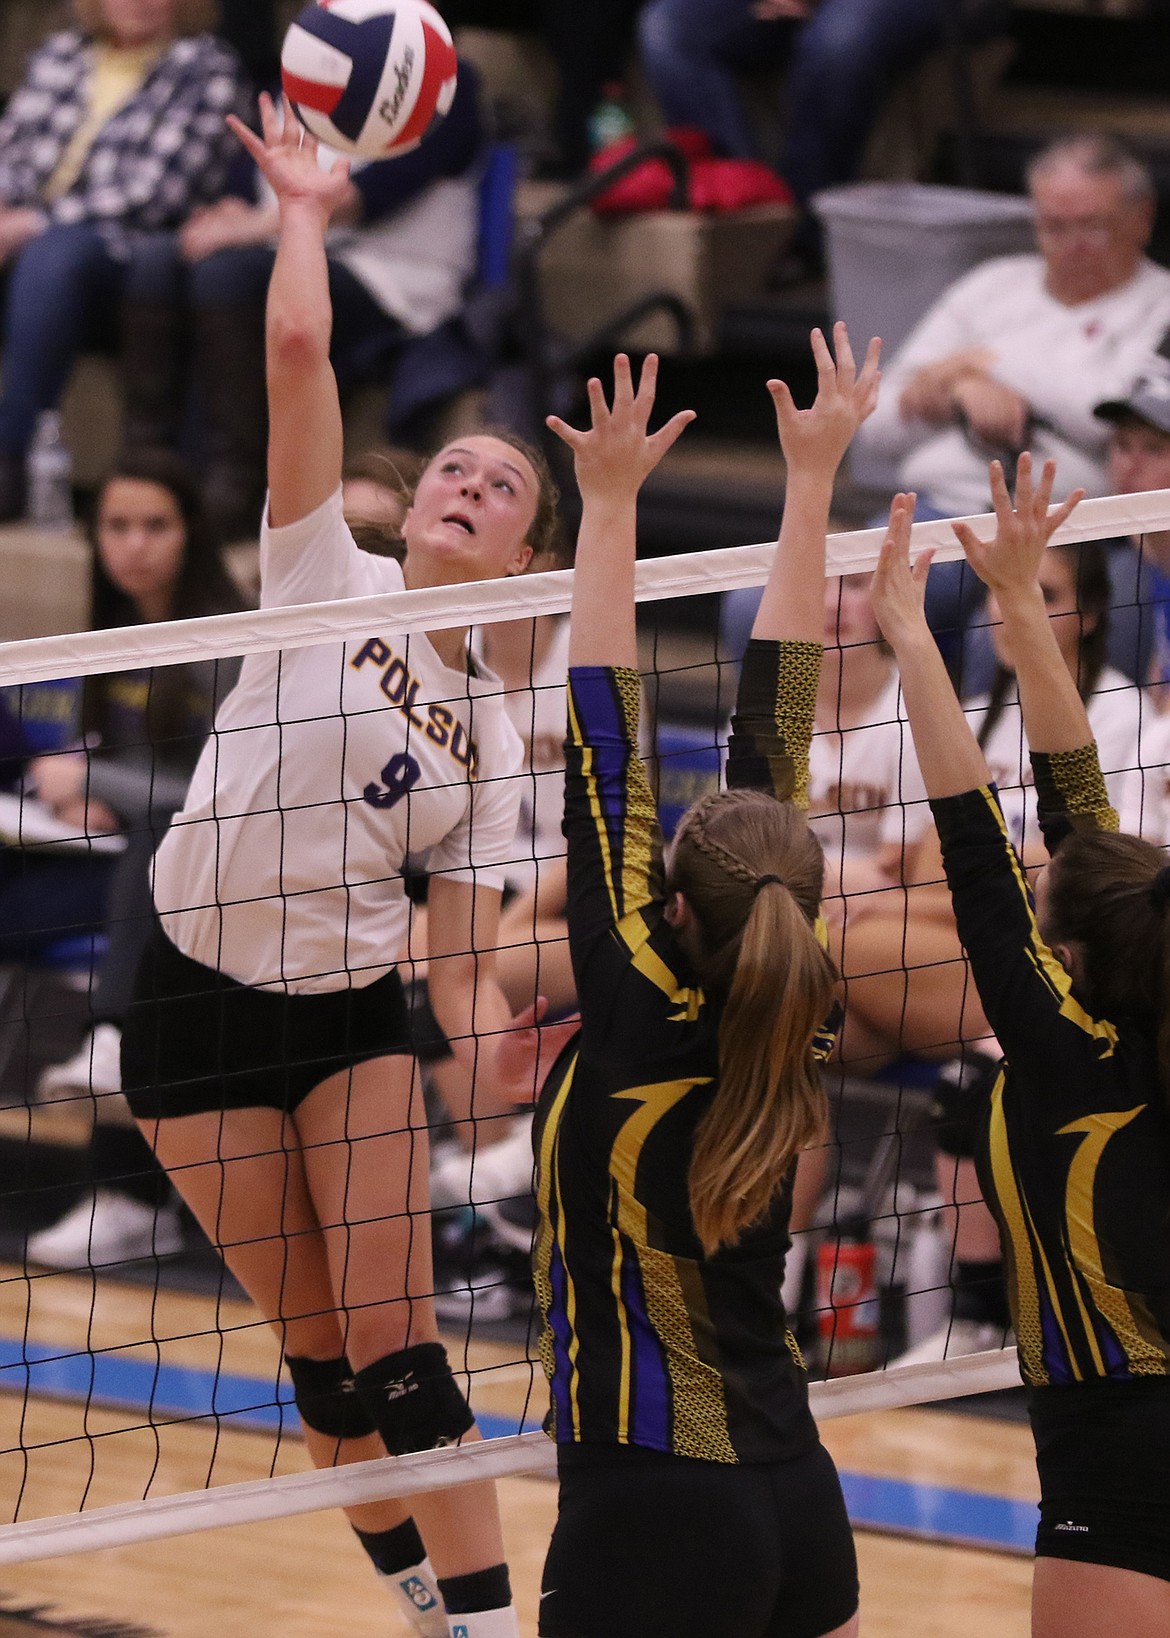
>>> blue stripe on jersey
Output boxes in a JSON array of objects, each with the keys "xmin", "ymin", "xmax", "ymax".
[
  {"xmin": 547, "ymin": 1236, "xmax": 577, "ymax": 1434},
  {"xmin": 1039, "ymin": 1296, "xmax": 1075, "ymax": 1386},
  {"xmin": 620, "ymin": 1240, "xmax": 671, "ymax": 1449},
  {"xmin": 571, "ymin": 669, "xmax": 631, "ymax": 847}
]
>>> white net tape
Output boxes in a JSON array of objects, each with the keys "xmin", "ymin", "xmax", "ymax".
[{"xmin": 0, "ymin": 486, "xmax": 1165, "ymax": 685}]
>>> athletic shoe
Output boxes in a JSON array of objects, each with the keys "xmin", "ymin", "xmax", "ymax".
[
  {"xmin": 890, "ymin": 1317, "xmax": 1013, "ymax": 1369},
  {"xmin": 433, "ymin": 1205, "xmax": 534, "ymax": 1326},
  {"xmin": 434, "ymin": 1256, "xmax": 533, "ymax": 1325},
  {"xmin": 430, "ymin": 1115, "xmax": 535, "ymax": 1211},
  {"xmin": 37, "ymin": 1023, "xmax": 122, "ymax": 1105},
  {"xmin": 26, "ymin": 1190, "xmax": 184, "ymax": 1270}
]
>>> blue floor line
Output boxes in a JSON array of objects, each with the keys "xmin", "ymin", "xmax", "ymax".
[
  {"xmin": 0, "ymin": 1336, "xmax": 1037, "ymax": 1552},
  {"xmin": 840, "ymin": 1469, "xmax": 1036, "ymax": 1554},
  {"xmin": 0, "ymin": 1335, "xmax": 539, "ymax": 1441}
]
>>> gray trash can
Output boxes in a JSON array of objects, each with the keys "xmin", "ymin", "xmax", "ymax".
[{"xmin": 812, "ymin": 182, "xmax": 1036, "ymax": 489}]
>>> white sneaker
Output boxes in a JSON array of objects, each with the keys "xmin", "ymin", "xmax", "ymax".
[
  {"xmin": 430, "ymin": 1116, "xmax": 535, "ymax": 1210},
  {"xmin": 37, "ymin": 1024, "xmax": 122, "ymax": 1104},
  {"xmin": 891, "ymin": 1317, "xmax": 1013, "ymax": 1370},
  {"xmin": 26, "ymin": 1190, "xmax": 183, "ymax": 1269}
]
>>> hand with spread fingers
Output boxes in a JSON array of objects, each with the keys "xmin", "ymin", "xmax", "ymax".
[
  {"xmin": 870, "ymin": 491, "xmax": 935, "ymax": 653},
  {"xmin": 767, "ymin": 321, "xmax": 881, "ymax": 482},
  {"xmin": 952, "ymin": 454, "xmax": 1084, "ymax": 604},
  {"xmin": 547, "ymin": 353, "xmax": 696, "ymax": 506},
  {"xmin": 227, "ymin": 92, "xmax": 352, "ymax": 222}
]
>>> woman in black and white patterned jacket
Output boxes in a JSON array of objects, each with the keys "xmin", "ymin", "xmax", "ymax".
[{"xmin": 0, "ymin": 0, "xmax": 250, "ymax": 517}]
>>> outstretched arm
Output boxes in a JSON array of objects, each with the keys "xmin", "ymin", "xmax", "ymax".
[
  {"xmin": 726, "ymin": 324, "xmax": 880, "ymax": 808},
  {"xmin": 754, "ymin": 322, "xmax": 881, "ymax": 643},
  {"xmin": 548, "ymin": 354, "xmax": 694, "ymax": 669},
  {"xmin": 870, "ymin": 494, "xmax": 988, "ymax": 800},
  {"xmin": 953, "ymin": 455, "xmax": 1087, "ymax": 756},
  {"xmin": 227, "ymin": 95, "xmax": 352, "ymax": 529}
]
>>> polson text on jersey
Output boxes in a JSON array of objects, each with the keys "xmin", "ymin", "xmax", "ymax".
[{"xmin": 351, "ymin": 639, "xmax": 479, "ymax": 776}]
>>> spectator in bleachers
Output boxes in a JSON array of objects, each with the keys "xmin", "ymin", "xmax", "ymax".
[
  {"xmin": 936, "ymin": 349, "xmax": 1170, "ymax": 699},
  {"xmin": 23, "ymin": 448, "xmax": 245, "ymax": 1270},
  {"xmin": 1093, "ymin": 360, "xmax": 1170, "ymax": 690},
  {"xmin": 861, "ymin": 137, "xmax": 1170, "ymax": 518},
  {"xmin": 858, "ymin": 136, "xmax": 1170, "ymax": 648},
  {"xmin": 636, "ymin": 0, "xmax": 999, "ymax": 276},
  {"xmin": 0, "ymin": 0, "xmax": 251, "ymax": 521},
  {"xmin": 121, "ymin": 62, "xmax": 486, "ymax": 540}
]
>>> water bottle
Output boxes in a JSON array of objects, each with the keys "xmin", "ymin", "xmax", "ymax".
[
  {"xmin": 26, "ymin": 411, "xmax": 74, "ymax": 531},
  {"xmin": 588, "ymin": 82, "xmax": 636, "ymax": 155},
  {"xmin": 816, "ymin": 1220, "xmax": 881, "ymax": 1378}
]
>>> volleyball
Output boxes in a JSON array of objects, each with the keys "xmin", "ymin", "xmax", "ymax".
[{"xmin": 281, "ymin": 0, "xmax": 458, "ymax": 160}]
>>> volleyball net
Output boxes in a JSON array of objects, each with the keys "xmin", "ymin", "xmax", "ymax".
[{"xmin": 0, "ymin": 486, "xmax": 1166, "ymax": 1564}]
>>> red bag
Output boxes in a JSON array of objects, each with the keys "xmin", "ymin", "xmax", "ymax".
[{"xmin": 589, "ymin": 128, "xmax": 793, "ymax": 216}]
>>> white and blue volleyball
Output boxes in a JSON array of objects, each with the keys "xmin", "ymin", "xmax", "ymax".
[{"xmin": 282, "ymin": 0, "xmax": 458, "ymax": 159}]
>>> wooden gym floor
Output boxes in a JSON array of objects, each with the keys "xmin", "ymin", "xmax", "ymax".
[{"xmin": 0, "ymin": 1262, "xmax": 1037, "ymax": 1636}]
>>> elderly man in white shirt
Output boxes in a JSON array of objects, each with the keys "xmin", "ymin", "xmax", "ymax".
[
  {"xmin": 857, "ymin": 135, "xmax": 1170, "ymax": 656},
  {"xmin": 859, "ymin": 134, "xmax": 1170, "ymax": 518}
]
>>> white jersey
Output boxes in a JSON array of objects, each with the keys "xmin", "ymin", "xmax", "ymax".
[
  {"xmin": 472, "ymin": 617, "xmax": 570, "ymax": 897},
  {"xmin": 1118, "ymin": 706, "xmax": 1170, "ymax": 844},
  {"xmin": 152, "ymin": 488, "xmax": 523, "ymax": 993},
  {"xmin": 807, "ymin": 673, "xmax": 929, "ymax": 895},
  {"xmin": 898, "ymin": 666, "xmax": 1144, "ymax": 858}
]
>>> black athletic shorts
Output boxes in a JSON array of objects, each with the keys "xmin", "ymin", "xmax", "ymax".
[
  {"xmin": 539, "ymin": 1440, "xmax": 859, "ymax": 1638},
  {"xmin": 122, "ymin": 921, "xmax": 413, "ymax": 1121},
  {"xmin": 1031, "ymin": 1378, "xmax": 1170, "ymax": 1582}
]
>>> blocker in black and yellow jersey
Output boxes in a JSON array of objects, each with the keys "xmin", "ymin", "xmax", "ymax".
[
  {"xmin": 536, "ymin": 329, "xmax": 880, "ymax": 1638},
  {"xmin": 871, "ymin": 453, "xmax": 1170, "ymax": 1638}
]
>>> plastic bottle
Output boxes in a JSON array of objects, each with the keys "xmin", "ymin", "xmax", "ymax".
[
  {"xmin": 588, "ymin": 82, "xmax": 635, "ymax": 155},
  {"xmin": 26, "ymin": 411, "xmax": 74, "ymax": 531},
  {"xmin": 816, "ymin": 1220, "xmax": 880, "ymax": 1378}
]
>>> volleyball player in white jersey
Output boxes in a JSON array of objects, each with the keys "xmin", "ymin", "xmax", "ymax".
[
  {"xmin": 121, "ymin": 97, "xmax": 550, "ymax": 1638},
  {"xmin": 810, "ymin": 571, "xmax": 926, "ymax": 905}
]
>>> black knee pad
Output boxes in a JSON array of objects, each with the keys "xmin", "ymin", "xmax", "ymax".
[
  {"xmin": 285, "ymin": 1354, "xmax": 378, "ymax": 1441},
  {"xmin": 353, "ymin": 1342, "xmax": 475, "ymax": 1455},
  {"xmin": 932, "ymin": 1051, "xmax": 1001, "ymax": 1160}
]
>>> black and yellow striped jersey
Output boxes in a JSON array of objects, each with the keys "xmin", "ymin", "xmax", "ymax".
[
  {"xmin": 533, "ymin": 639, "xmax": 832, "ymax": 1464},
  {"xmin": 934, "ymin": 746, "xmax": 1170, "ymax": 1389}
]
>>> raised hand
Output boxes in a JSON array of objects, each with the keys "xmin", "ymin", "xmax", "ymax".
[
  {"xmin": 226, "ymin": 93, "xmax": 352, "ymax": 222},
  {"xmin": 953, "ymin": 454, "xmax": 1084, "ymax": 601},
  {"xmin": 547, "ymin": 354, "xmax": 695, "ymax": 503},
  {"xmin": 495, "ymin": 997, "xmax": 581, "ymax": 1105},
  {"xmin": 870, "ymin": 492, "xmax": 934, "ymax": 651},
  {"xmin": 768, "ymin": 322, "xmax": 881, "ymax": 481}
]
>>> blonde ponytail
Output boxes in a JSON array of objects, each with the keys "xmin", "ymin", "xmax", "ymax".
[{"xmin": 671, "ymin": 791, "xmax": 836, "ymax": 1255}]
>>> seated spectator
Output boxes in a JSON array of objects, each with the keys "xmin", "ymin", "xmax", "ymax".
[
  {"xmin": 637, "ymin": 0, "xmax": 1003, "ymax": 276},
  {"xmin": 1093, "ymin": 358, "xmax": 1170, "ymax": 686},
  {"xmin": 122, "ymin": 64, "xmax": 486, "ymax": 539},
  {"xmin": 25, "ymin": 450, "xmax": 245, "ymax": 1270},
  {"xmin": 0, "ymin": 0, "xmax": 251, "ymax": 520},
  {"xmin": 857, "ymin": 136, "xmax": 1170, "ymax": 648},
  {"xmin": 944, "ymin": 349, "xmax": 1170, "ymax": 697}
]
